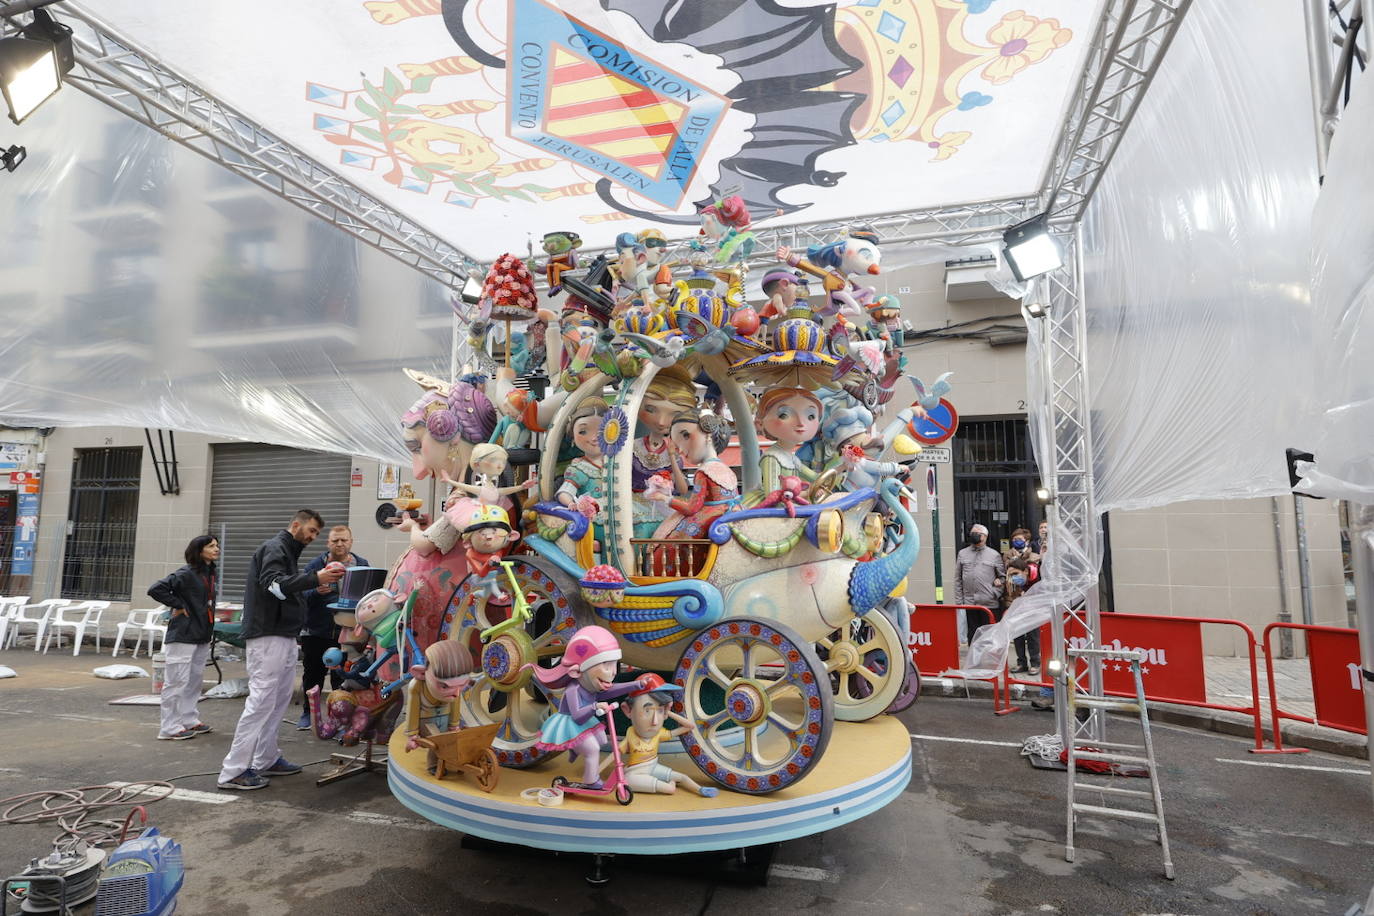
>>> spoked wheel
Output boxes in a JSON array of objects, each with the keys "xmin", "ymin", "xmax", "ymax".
[
  {"xmin": 451, "ymin": 556, "xmax": 584, "ymax": 768},
  {"xmin": 885, "ymin": 656, "xmax": 922, "ymax": 714},
  {"xmin": 675, "ymin": 618, "xmax": 833, "ymax": 795},
  {"xmin": 474, "ymin": 748, "xmax": 499, "ymax": 792},
  {"xmin": 816, "ymin": 610, "xmax": 905, "ymax": 721}
]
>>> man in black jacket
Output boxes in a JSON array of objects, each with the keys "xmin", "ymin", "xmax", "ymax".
[{"xmin": 217, "ymin": 510, "xmax": 344, "ymax": 790}]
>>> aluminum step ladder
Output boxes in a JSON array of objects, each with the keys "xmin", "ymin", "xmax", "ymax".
[{"xmin": 1064, "ymin": 646, "xmax": 1174, "ymax": 880}]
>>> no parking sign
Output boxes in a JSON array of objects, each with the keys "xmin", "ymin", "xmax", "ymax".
[{"xmin": 908, "ymin": 399, "xmax": 959, "ymax": 445}]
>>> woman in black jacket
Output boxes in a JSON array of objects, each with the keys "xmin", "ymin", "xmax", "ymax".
[{"xmin": 148, "ymin": 534, "xmax": 219, "ymax": 741}]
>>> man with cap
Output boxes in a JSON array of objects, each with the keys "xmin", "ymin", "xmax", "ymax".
[{"xmin": 955, "ymin": 523, "xmax": 1005, "ymax": 643}]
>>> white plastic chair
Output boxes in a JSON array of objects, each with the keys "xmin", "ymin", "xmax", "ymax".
[
  {"xmin": 0, "ymin": 596, "xmax": 29, "ymax": 650},
  {"xmin": 41, "ymin": 601, "xmax": 111, "ymax": 656},
  {"xmin": 3, "ymin": 599, "xmax": 70, "ymax": 651},
  {"xmin": 113, "ymin": 609, "xmax": 168, "ymax": 658}
]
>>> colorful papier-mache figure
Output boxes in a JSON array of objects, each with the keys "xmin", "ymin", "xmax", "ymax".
[
  {"xmin": 404, "ymin": 640, "xmax": 477, "ymax": 772},
  {"xmin": 556, "ymin": 398, "xmax": 610, "ymax": 548},
  {"xmin": 449, "ymin": 502, "xmax": 521, "ymax": 589},
  {"xmin": 630, "ymin": 367, "xmax": 695, "ymax": 536},
  {"xmin": 747, "ymin": 387, "xmax": 824, "ymax": 505},
  {"xmin": 444, "ymin": 443, "xmax": 537, "ymax": 516},
  {"xmin": 489, "ymin": 389, "xmax": 532, "ymax": 450},
  {"xmin": 698, "ymin": 194, "xmax": 755, "ymax": 265},
  {"xmin": 617, "ymin": 674, "xmax": 718, "ymax": 797},
  {"xmin": 541, "ymin": 230, "xmax": 581, "ymax": 296},
  {"xmin": 529, "ymin": 625, "xmax": 653, "ymax": 790},
  {"xmin": 613, "ymin": 231, "xmax": 653, "ymax": 304},
  {"xmin": 776, "ymin": 227, "xmax": 882, "ymax": 319},
  {"xmin": 648, "ymin": 411, "xmax": 739, "ymax": 540}
]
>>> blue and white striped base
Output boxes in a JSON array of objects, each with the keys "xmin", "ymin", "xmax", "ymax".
[{"xmin": 388, "ymin": 719, "xmax": 912, "ymax": 855}]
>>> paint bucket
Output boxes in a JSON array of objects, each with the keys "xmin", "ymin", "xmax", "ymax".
[{"xmin": 151, "ymin": 652, "xmax": 166, "ymax": 694}]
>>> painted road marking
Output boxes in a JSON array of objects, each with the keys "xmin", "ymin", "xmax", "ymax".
[
  {"xmin": 1215, "ymin": 758, "xmax": 1369, "ymax": 775},
  {"xmin": 768, "ymin": 864, "xmax": 838, "ymax": 882},
  {"xmin": 109, "ymin": 782, "xmax": 237, "ymax": 806},
  {"xmin": 911, "ymin": 733, "xmax": 1023, "ymax": 748}
]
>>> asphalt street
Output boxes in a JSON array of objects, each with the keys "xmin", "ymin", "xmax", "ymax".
[{"xmin": 1, "ymin": 651, "xmax": 1371, "ymax": 915}]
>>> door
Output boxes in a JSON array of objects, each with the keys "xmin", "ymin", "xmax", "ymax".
[{"xmin": 952, "ymin": 417, "xmax": 1042, "ymax": 553}]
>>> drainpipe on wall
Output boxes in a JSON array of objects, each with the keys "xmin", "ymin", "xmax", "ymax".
[{"xmin": 1271, "ymin": 497, "xmax": 1293, "ymax": 659}]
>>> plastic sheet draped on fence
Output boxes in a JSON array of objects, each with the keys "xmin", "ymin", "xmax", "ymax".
[{"xmin": 1258, "ymin": 623, "xmax": 1367, "ymax": 754}]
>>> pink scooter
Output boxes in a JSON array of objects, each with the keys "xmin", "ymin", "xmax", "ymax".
[{"xmin": 552, "ymin": 705, "xmax": 634, "ymax": 806}]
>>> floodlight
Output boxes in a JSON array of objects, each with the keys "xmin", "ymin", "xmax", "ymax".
[
  {"xmin": 1045, "ymin": 658, "xmax": 1064, "ymax": 679},
  {"xmin": 1, "ymin": 143, "xmax": 25, "ymax": 172},
  {"xmin": 1003, "ymin": 214, "xmax": 1062, "ymax": 282},
  {"xmin": 459, "ymin": 274, "xmax": 483, "ymax": 305},
  {"xmin": 1035, "ymin": 485, "xmax": 1053, "ymax": 504},
  {"xmin": 1024, "ymin": 302, "xmax": 1047, "ymax": 319},
  {"xmin": 0, "ymin": 8, "xmax": 73, "ymax": 125}
]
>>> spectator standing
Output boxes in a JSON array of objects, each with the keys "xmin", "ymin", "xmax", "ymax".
[
  {"xmin": 148, "ymin": 535, "xmax": 220, "ymax": 741},
  {"xmin": 955, "ymin": 523, "xmax": 1004, "ymax": 642},
  {"xmin": 217, "ymin": 510, "xmax": 343, "ymax": 790},
  {"xmin": 297, "ymin": 526, "xmax": 369, "ymax": 729},
  {"xmin": 1003, "ymin": 527, "xmax": 1041, "ymax": 674}
]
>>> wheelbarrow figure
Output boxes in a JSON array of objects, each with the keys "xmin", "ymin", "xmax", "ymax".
[{"xmin": 414, "ymin": 723, "xmax": 501, "ymax": 792}]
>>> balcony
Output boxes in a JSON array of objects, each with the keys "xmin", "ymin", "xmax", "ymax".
[
  {"xmin": 191, "ymin": 267, "xmax": 360, "ymax": 352},
  {"xmin": 54, "ymin": 283, "xmax": 156, "ymax": 364},
  {"xmin": 69, "ymin": 166, "xmax": 166, "ymax": 239}
]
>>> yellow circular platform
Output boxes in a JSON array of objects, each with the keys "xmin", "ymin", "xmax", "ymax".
[{"xmin": 388, "ymin": 716, "xmax": 912, "ymax": 854}]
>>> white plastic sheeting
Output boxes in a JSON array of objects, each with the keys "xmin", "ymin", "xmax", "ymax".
[
  {"xmin": 963, "ymin": 0, "xmax": 1322, "ymax": 676},
  {"xmin": 1301, "ymin": 71, "xmax": 1374, "ymax": 502},
  {"xmin": 0, "ymin": 88, "xmax": 452, "ymax": 461}
]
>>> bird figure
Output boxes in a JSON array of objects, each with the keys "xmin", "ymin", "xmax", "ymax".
[
  {"xmin": 621, "ymin": 332, "xmax": 686, "ymax": 368},
  {"xmin": 677, "ymin": 312, "xmax": 732, "ymax": 356},
  {"xmin": 907, "ymin": 371, "xmax": 953, "ymax": 411}
]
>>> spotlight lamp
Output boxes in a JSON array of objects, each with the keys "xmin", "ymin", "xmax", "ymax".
[
  {"xmin": 0, "ymin": 7, "xmax": 74, "ymax": 125},
  {"xmin": 1035, "ymin": 485, "xmax": 1053, "ymax": 504},
  {"xmin": 1, "ymin": 143, "xmax": 25, "ymax": 172},
  {"xmin": 1024, "ymin": 302, "xmax": 1047, "ymax": 319},
  {"xmin": 1002, "ymin": 213, "xmax": 1063, "ymax": 283},
  {"xmin": 1045, "ymin": 657, "xmax": 1065, "ymax": 680},
  {"xmin": 459, "ymin": 274, "xmax": 483, "ymax": 305}
]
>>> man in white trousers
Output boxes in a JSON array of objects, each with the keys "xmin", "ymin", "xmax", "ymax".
[{"xmin": 218, "ymin": 509, "xmax": 343, "ymax": 790}]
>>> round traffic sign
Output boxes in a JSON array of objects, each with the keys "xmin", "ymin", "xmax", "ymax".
[{"xmin": 908, "ymin": 399, "xmax": 958, "ymax": 445}]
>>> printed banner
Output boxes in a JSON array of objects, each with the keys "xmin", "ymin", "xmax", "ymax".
[{"xmin": 1042, "ymin": 613, "xmax": 1208, "ymax": 705}]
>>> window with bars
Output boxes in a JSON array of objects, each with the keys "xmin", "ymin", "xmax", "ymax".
[{"xmin": 62, "ymin": 448, "xmax": 142, "ymax": 600}]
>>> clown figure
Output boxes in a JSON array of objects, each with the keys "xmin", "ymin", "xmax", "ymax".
[{"xmin": 529, "ymin": 626, "xmax": 653, "ymax": 790}]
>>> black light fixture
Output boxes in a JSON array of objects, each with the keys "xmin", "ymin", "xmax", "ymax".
[
  {"xmin": 0, "ymin": 4, "xmax": 73, "ymax": 125},
  {"xmin": 1024, "ymin": 302, "xmax": 1048, "ymax": 319},
  {"xmin": 1035, "ymin": 485, "xmax": 1053, "ymax": 504},
  {"xmin": 0, "ymin": 142, "xmax": 24, "ymax": 171},
  {"xmin": 1003, "ymin": 213, "xmax": 1063, "ymax": 283}
]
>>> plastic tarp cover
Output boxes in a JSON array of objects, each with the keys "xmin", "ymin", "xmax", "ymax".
[
  {"xmin": 962, "ymin": 0, "xmax": 1321, "ymax": 676},
  {"xmin": 1301, "ymin": 71, "xmax": 1374, "ymax": 502},
  {"xmin": 0, "ymin": 88, "xmax": 453, "ymax": 461}
]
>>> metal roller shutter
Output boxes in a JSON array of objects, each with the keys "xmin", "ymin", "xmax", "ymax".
[{"xmin": 208, "ymin": 443, "xmax": 351, "ymax": 603}]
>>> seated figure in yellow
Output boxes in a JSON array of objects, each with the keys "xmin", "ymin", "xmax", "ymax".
[{"xmin": 611, "ymin": 674, "xmax": 717, "ymax": 797}]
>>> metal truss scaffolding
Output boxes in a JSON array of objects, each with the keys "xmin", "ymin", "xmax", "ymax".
[
  {"xmin": 1304, "ymin": 0, "xmax": 1373, "ymax": 175},
  {"xmin": 0, "ymin": 4, "xmax": 484, "ymax": 290}
]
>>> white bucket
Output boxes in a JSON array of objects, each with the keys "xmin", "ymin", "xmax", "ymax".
[{"xmin": 151, "ymin": 652, "xmax": 166, "ymax": 694}]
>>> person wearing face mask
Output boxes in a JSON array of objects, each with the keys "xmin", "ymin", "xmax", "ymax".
[
  {"xmin": 1002, "ymin": 527, "xmax": 1040, "ymax": 674},
  {"xmin": 955, "ymin": 522, "xmax": 1004, "ymax": 643}
]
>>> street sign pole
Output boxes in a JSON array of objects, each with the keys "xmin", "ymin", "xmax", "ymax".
[{"xmin": 927, "ymin": 465, "xmax": 942, "ymax": 604}]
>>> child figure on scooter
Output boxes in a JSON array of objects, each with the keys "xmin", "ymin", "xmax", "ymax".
[{"xmin": 530, "ymin": 625, "xmax": 652, "ymax": 790}]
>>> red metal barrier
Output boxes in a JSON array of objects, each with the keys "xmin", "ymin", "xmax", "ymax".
[
  {"xmin": 1003, "ymin": 613, "xmax": 1267, "ymax": 751},
  {"xmin": 1255, "ymin": 622, "xmax": 1367, "ymax": 754},
  {"xmin": 907, "ymin": 604, "xmax": 1017, "ymax": 714}
]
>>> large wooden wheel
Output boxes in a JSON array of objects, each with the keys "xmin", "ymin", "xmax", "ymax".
[
  {"xmin": 450, "ymin": 555, "xmax": 584, "ymax": 768},
  {"xmin": 674, "ymin": 618, "xmax": 833, "ymax": 795},
  {"xmin": 816, "ymin": 610, "xmax": 905, "ymax": 721}
]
